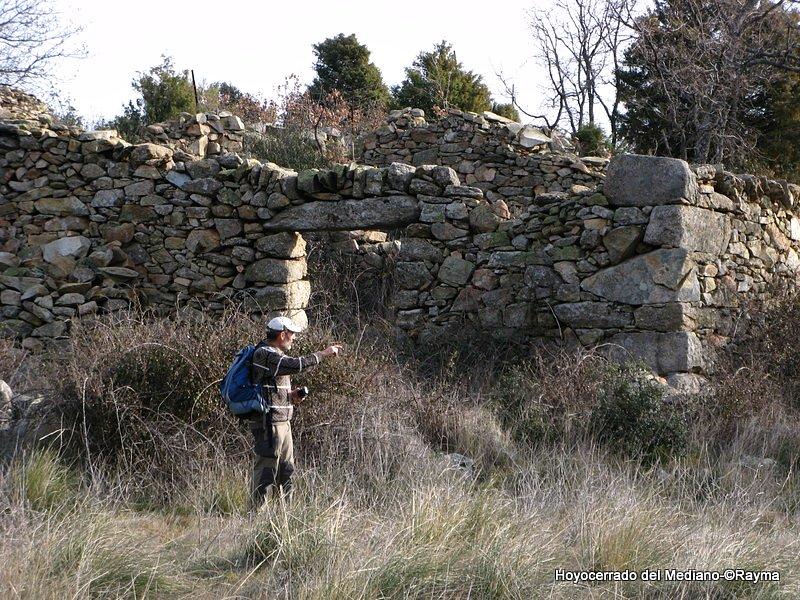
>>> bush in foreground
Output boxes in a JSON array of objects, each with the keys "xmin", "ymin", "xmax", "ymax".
[{"xmin": 590, "ymin": 362, "xmax": 688, "ymax": 462}]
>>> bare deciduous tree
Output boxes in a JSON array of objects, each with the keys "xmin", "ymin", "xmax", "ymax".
[
  {"xmin": 501, "ymin": 0, "xmax": 636, "ymax": 144},
  {"xmin": 0, "ymin": 0, "xmax": 83, "ymax": 87}
]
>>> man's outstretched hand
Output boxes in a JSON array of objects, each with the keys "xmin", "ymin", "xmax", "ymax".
[{"xmin": 321, "ymin": 343, "xmax": 344, "ymax": 358}]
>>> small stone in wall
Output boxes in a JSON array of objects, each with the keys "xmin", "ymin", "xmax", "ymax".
[
  {"xmin": 166, "ymin": 170, "xmax": 191, "ymax": 188},
  {"xmin": 500, "ymin": 303, "xmax": 529, "ymax": 328},
  {"xmin": 393, "ymin": 290, "xmax": 419, "ymax": 309},
  {"xmin": 189, "ymin": 136, "xmax": 208, "ymax": 156},
  {"xmin": 186, "ymin": 229, "xmax": 220, "ymax": 253},
  {"xmin": 130, "ymin": 143, "xmax": 172, "ymax": 167},
  {"xmin": 32, "ymin": 321, "xmax": 66, "ymax": 338},
  {"xmin": 445, "ymin": 202, "xmax": 468, "ymax": 220},
  {"xmin": 80, "ymin": 163, "xmax": 106, "ymax": 179},
  {"xmin": 472, "ymin": 268, "xmax": 498, "ymax": 290},
  {"xmin": 0, "ymin": 252, "xmax": 19, "ymax": 268},
  {"xmin": 613, "ymin": 206, "xmax": 648, "ymax": 225},
  {"xmin": 603, "ymin": 225, "xmax": 643, "ymax": 264},
  {"xmin": 186, "ymin": 158, "xmax": 221, "ymax": 179},
  {"xmin": 444, "ymin": 185, "xmax": 483, "ymax": 199},
  {"xmin": 267, "ymin": 193, "xmax": 291, "ymax": 210},
  {"xmin": 78, "ymin": 301, "xmax": 98, "ymax": 316},
  {"xmin": 387, "ymin": 163, "xmax": 415, "ymax": 191},
  {"xmin": 41, "ymin": 236, "xmax": 91, "ymax": 263},
  {"xmin": 469, "ymin": 204, "xmax": 501, "ymax": 233},
  {"xmin": 180, "ymin": 177, "xmax": 222, "ymax": 195},
  {"xmin": 396, "ymin": 309, "xmax": 425, "ymax": 329},
  {"xmin": 398, "ymin": 239, "xmax": 442, "ymax": 263},
  {"xmin": 474, "ymin": 165, "xmax": 496, "ymax": 182},
  {"xmin": 214, "ymin": 219, "xmax": 243, "ymax": 240},
  {"xmin": 255, "ymin": 232, "xmax": 306, "ymax": 259},
  {"xmin": 87, "ymin": 248, "xmax": 113, "ymax": 267},
  {"xmin": 55, "ymin": 293, "xmax": 85, "ymax": 306},
  {"xmin": 91, "ymin": 189, "xmax": 124, "ymax": 208},
  {"xmin": 395, "ymin": 262, "xmax": 434, "ymax": 289},
  {"xmin": 451, "ymin": 287, "xmax": 481, "ymax": 312},
  {"xmin": 1, "ymin": 290, "xmax": 21, "ymax": 305},
  {"xmin": 99, "ymin": 267, "xmax": 139, "ymax": 280},
  {"xmin": 409, "ymin": 179, "xmax": 440, "ymax": 196},
  {"xmin": 437, "ymin": 256, "xmax": 475, "ymax": 286},
  {"xmin": 431, "ymin": 166, "xmax": 460, "ymax": 188},
  {"xmin": 34, "ymin": 197, "xmax": 89, "ymax": 217}
]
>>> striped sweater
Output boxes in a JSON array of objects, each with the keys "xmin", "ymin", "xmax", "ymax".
[{"xmin": 249, "ymin": 344, "xmax": 324, "ymax": 423}]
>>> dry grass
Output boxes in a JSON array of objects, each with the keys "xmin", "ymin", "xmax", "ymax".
[
  {"xmin": 3, "ymin": 287, "xmax": 800, "ymax": 597},
  {"xmin": 2, "ymin": 425, "xmax": 798, "ymax": 599}
]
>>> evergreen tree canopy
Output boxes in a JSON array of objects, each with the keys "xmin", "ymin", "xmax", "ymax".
[
  {"xmin": 752, "ymin": 72, "xmax": 800, "ymax": 180},
  {"xmin": 618, "ymin": 0, "xmax": 800, "ymax": 177},
  {"xmin": 308, "ymin": 33, "xmax": 390, "ymax": 109},
  {"xmin": 392, "ymin": 41, "xmax": 492, "ymax": 115}
]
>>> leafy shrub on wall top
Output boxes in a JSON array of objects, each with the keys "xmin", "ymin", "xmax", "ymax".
[
  {"xmin": 243, "ymin": 128, "xmax": 334, "ymax": 171},
  {"xmin": 104, "ymin": 55, "xmax": 195, "ymax": 141},
  {"xmin": 490, "ymin": 102, "xmax": 520, "ymax": 122},
  {"xmin": 574, "ymin": 123, "xmax": 611, "ymax": 157}
]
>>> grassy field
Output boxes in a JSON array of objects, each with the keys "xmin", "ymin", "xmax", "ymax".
[{"xmin": 2, "ymin": 283, "xmax": 800, "ymax": 598}]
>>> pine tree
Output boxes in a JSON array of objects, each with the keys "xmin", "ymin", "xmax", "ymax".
[
  {"xmin": 308, "ymin": 33, "xmax": 390, "ymax": 109},
  {"xmin": 392, "ymin": 41, "xmax": 492, "ymax": 115}
]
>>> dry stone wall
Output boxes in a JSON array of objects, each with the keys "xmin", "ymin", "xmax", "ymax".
[
  {"xmin": 3, "ymin": 87, "xmax": 800, "ymax": 386},
  {"xmin": 140, "ymin": 111, "xmax": 245, "ymax": 159},
  {"xmin": 360, "ymin": 107, "xmax": 608, "ymax": 215}
]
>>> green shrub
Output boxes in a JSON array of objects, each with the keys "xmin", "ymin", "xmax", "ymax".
[
  {"xmin": 574, "ymin": 123, "xmax": 610, "ymax": 156},
  {"xmin": 52, "ymin": 307, "xmax": 264, "ymax": 468},
  {"xmin": 590, "ymin": 362, "xmax": 688, "ymax": 462},
  {"xmin": 50, "ymin": 304, "xmax": 405, "ymax": 488},
  {"xmin": 490, "ymin": 102, "xmax": 520, "ymax": 122}
]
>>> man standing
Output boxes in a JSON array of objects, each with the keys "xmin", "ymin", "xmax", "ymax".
[{"xmin": 248, "ymin": 315, "xmax": 341, "ymax": 508}]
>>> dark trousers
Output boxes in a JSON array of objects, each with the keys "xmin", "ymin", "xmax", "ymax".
[{"xmin": 251, "ymin": 420, "xmax": 294, "ymax": 508}]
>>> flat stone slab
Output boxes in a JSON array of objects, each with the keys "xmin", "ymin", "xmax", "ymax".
[
  {"xmin": 603, "ymin": 331, "xmax": 704, "ymax": 374},
  {"xmin": 580, "ymin": 248, "xmax": 699, "ymax": 305},
  {"xmin": 244, "ymin": 258, "xmax": 306, "ymax": 283},
  {"xmin": 262, "ymin": 196, "xmax": 420, "ymax": 232}
]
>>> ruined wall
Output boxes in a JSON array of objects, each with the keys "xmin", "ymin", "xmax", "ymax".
[
  {"xmin": 3, "ymin": 88, "xmax": 800, "ymax": 384},
  {"xmin": 360, "ymin": 107, "xmax": 607, "ymax": 215},
  {"xmin": 139, "ymin": 111, "xmax": 246, "ymax": 159}
]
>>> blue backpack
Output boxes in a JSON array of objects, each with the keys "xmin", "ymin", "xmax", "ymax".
[{"xmin": 220, "ymin": 343, "xmax": 269, "ymax": 418}]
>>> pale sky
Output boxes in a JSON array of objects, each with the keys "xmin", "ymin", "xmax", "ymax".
[{"xmin": 48, "ymin": 0, "xmax": 555, "ymax": 125}]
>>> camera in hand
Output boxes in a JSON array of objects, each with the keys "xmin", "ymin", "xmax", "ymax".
[{"xmin": 297, "ymin": 386, "xmax": 309, "ymax": 399}]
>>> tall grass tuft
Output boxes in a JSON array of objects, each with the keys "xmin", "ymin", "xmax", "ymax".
[{"xmin": 6, "ymin": 447, "xmax": 81, "ymax": 512}]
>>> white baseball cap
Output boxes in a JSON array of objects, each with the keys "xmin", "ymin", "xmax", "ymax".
[{"xmin": 266, "ymin": 315, "xmax": 304, "ymax": 333}]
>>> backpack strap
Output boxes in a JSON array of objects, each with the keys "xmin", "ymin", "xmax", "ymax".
[{"xmin": 250, "ymin": 340, "xmax": 274, "ymax": 427}]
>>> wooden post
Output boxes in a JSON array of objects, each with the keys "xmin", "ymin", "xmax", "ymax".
[{"xmin": 191, "ymin": 69, "xmax": 199, "ymax": 112}]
